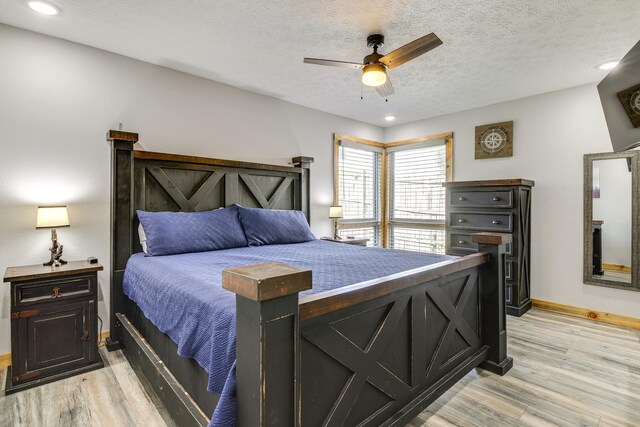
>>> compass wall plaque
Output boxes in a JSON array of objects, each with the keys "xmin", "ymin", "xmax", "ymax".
[
  {"xmin": 617, "ymin": 83, "xmax": 640, "ymax": 128},
  {"xmin": 475, "ymin": 121, "xmax": 513, "ymax": 159}
]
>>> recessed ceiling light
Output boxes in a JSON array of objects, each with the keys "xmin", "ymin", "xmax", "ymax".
[
  {"xmin": 385, "ymin": 115, "xmax": 396, "ymax": 121},
  {"xmin": 28, "ymin": 1, "xmax": 59, "ymax": 15},
  {"xmin": 598, "ymin": 61, "xmax": 619, "ymax": 70}
]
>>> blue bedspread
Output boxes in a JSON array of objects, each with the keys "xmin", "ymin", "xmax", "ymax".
[{"xmin": 123, "ymin": 239, "xmax": 453, "ymax": 426}]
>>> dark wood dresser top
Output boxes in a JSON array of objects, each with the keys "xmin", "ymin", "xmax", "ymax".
[
  {"xmin": 443, "ymin": 179, "xmax": 535, "ymax": 188},
  {"xmin": 4, "ymin": 261, "xmax": 103, "ymax": 283}
]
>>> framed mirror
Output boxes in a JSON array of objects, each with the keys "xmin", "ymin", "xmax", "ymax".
[{"xmin": 584, "ymin": 151, "xmax": 639, "ymax": 291}]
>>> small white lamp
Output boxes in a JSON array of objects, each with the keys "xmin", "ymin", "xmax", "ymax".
[
  {"xmin": 329, "ymin": 206, "xmax": 343, "ymax": 240},
  {"xmin": 37, "ymin": 206, "xmax": 70, "ymax": 266}
]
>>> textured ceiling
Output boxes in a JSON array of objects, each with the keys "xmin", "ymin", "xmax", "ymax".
[{"xmin": 1, "ymin": 0, "xmax": 639, "ymax": 126}]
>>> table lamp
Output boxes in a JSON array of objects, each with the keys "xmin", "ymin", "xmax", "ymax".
[
  {"xmin": 329, "ymin": 205, "xmax": 343, "ymax": 240},
  {"xmin": 36, "ymin": 206, "xmax": 70, "ymax": 266}
]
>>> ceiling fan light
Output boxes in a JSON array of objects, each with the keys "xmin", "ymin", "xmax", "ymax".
[{"xmin": 362, "ymin": 63, "xmax": 387, "ymax": 87}]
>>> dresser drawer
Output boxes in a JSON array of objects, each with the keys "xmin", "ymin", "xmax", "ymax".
[
  {"xmin": 449, "ymin": 212, "xmax": 513, "ymax": 232},
  {"xmin": 449, "ymin": 233, "xmax": 478, "ymax": 253},
  {"xmin": 450, "ymin": 189, "xmax": 513, "ymax": 208},
  {"xmin": 13, "ymin": 275, "xmax": 95, "ymax": 307},
  {"xmin": 505, "ymin": 282, "xmax": 514, "ymax": 305}
]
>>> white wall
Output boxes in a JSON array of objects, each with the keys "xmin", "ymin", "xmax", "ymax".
[
  {"xmin": 592, "ymin": 158, "xmax": 632, "ymax": 267},
  {"xmin": 0, "ymin": 24, "xmax": 383, "ymax": 354},
  {"xmin": 385, "ymin": 84, "xmax": 640, "ymax": 318}
]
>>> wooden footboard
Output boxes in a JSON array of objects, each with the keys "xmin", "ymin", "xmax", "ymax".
[{"xmin": 223, "ymin": 233, "xmax": 512, "ymax": 427}]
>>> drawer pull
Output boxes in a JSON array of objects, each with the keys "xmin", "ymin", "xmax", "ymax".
[
  {"xmin": 51, "ymin": 287, "xmax": 63, "ymax": 299},
  {"xmin": 492, "ymin": 196, "xmax": 501, "ymax": 201},
  {"xmin": 458, "ymin": 240, "xmax": 466, "ymax": 244},
  {"xmin": 80, "ymin": 330, "xmax": 90, "ymax": 342},
  {"xmin": 492, "ymin": 220, "xmax": 502, "ymax": 225},
  {"xmin": 458, "ymin": 197, "xmax": 466, "ymax": 201},
  {"xmin": 457, "ymin": 218, "xmax": 466, "ymax": 223}
]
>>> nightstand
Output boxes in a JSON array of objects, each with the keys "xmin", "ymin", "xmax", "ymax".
[
  {"xmin": 321, "ymin": 237, "xmax": 369, "ymax": 246},
  {"xmin": 3, "ymin": 261, "xmax": 104, "ymax": 394}
]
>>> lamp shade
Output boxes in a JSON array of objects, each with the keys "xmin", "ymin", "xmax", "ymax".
[
  {"xmin": 329, "ymin": 206, "xmax": 344, "ymax": 219},
  {"xmin": 36, "ymin": 206, "xmax": 70, "ymax": 229}
]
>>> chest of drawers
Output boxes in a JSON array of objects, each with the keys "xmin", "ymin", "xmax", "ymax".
[{"xmin": 444, "ymin": 179, "xmax": 534, "ymax": 316}]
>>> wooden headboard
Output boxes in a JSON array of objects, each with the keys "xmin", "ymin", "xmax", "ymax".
[{"xmin": 106, "ymin": 130, "xmax": 313, "ymax": 348}]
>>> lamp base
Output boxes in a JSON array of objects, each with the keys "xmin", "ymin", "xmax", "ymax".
[
  {"xmin": 43, "ymin": 259, "xmax": 67, "ymax": 267},
  {"xmin": 44, "ymin": 228, "xmax": 66, "ymax": 267}
]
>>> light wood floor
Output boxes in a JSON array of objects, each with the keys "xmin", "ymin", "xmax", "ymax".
[
  {"xmin": 601, "ymin": 270, "xmax": 632, "ymax": 284},
  {"xmin": 1, "ymin": 308, "xmax": 639, "ymax": 427}
]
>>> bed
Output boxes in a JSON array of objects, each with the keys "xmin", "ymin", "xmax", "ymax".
[{"xmin": 105, "ymin": 130, "xmax": 513, "ymax": 427}]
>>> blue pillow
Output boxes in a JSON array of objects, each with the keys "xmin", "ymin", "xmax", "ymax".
[
  {"xmin": 237, "ymin": 206, "xmax": 315, "ymax": 246},
  {"xmin": 137, "ymin": 206, "xmax": 248, "ymax": 256}
]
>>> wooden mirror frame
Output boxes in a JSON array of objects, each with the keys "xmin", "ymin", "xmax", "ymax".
[{"xmin": 583, "ymin": 151, "xmax": 640, "ymax": 291}]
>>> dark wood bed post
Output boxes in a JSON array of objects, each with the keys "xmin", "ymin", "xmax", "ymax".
[
  {"xmin": 106, "ymin": 130, "xmax": 138, "ymax": 351},
  {"xmin": 222, "ymin": 262, "xmax": 312, "ymax": 427},
  {"xmin": 472, "ymin": 232, "xmax": 514, "ymax": 375},
  {"xmin": 292, "ymin": 156, "xmax": 313, "ymax": 220}
]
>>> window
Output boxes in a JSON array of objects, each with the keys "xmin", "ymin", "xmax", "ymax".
[
  {"xmin": 388, "ymin": 141, "xmax": 449, "ymax": 253},
  {"xmin": 334, "ymin": 134, "xmax": 452, "ymax": 252},
  {"xmin": 334, "ymin": 137, "xmax": 384, "ymax": 246}
]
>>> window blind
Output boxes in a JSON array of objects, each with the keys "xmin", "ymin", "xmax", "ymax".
[
  {"xmin": 388, "ymin": 141, "xmax": 447, "ymax": 254},
  {"xmin": 337, "ymin": 144, "xmax": 382, "ymax": 246}
]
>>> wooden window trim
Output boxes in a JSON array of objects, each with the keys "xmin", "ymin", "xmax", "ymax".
[{"xmin": 333, "ymin": 132, "xmax": 453, "ymax": 248}]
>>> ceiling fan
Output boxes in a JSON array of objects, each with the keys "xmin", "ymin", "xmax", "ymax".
[{"xmin": 303, "ymin": 33, "xmax": 443, "ymax": 97}]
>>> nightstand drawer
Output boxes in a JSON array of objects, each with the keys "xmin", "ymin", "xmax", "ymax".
[
  {"xmin": 13, "ymin": 274, "xmax": 96, "ymax": 307},
  {"xmin": 450, "ymin": 189, "xmax": 513, "ymax": 208},
  {"xmin": 449, "ymin": 212, "xmax": 513, "ymax": 232}
]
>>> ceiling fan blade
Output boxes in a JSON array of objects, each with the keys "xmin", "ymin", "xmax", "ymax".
[
  {"xmin": 375, "ymin": 77, "xmax": 394, "ymax": 98},
  {"xmin": 379, "ymin": 33, "xmax": 443, "ymax": 69},
  {"xmin": 303, "ymin": 58, "xmax": 364, "ymax": 70}
]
